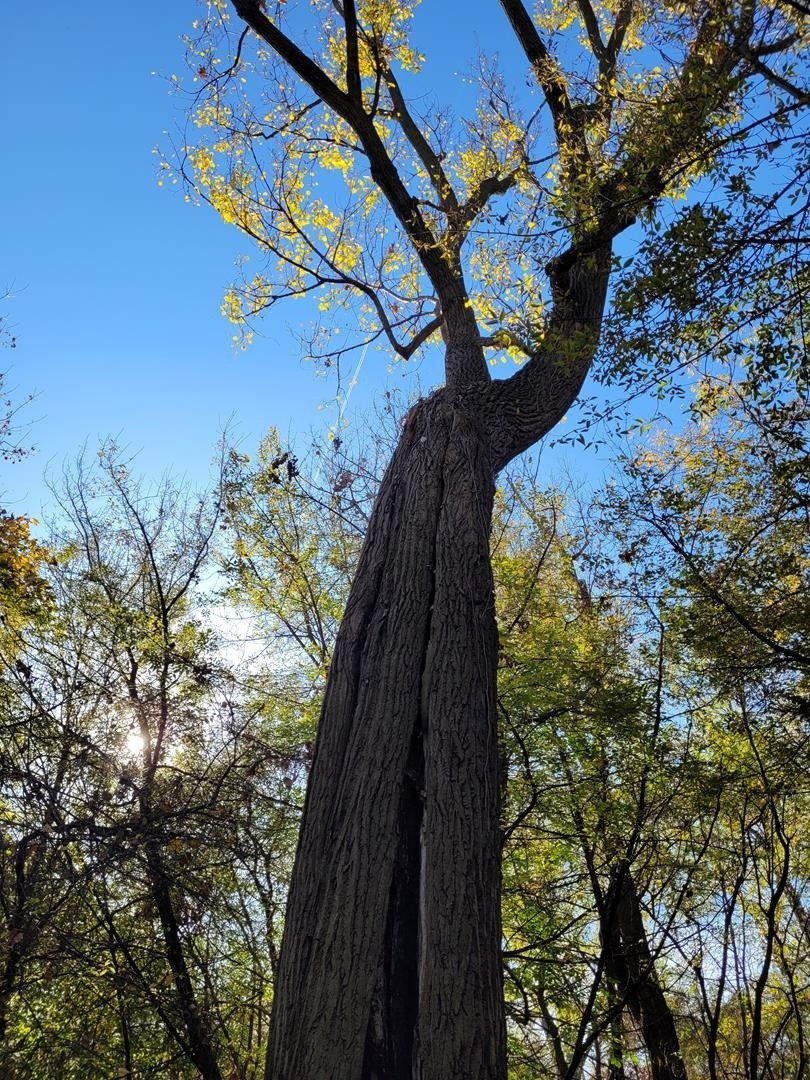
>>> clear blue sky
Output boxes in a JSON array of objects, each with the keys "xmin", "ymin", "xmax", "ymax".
[
  {"xmin": 0, "ymin": 3, "xmax": 438, "ymax": 516},
  {"xmin": 1, "ymin": 2, "xmax": 607, "ymax": 520}
]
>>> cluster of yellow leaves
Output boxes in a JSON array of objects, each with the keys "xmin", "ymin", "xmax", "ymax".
[
  {"xmin": 0, "ymin": 513, "xmax": 53, "ymax": 652},
  {"xmin": 316, "ymin": 0, "xmax": 424, "ymax": 97},
  {"xmin": 175, "ymin": 0, "xmax": 766, "ymax": 362}
]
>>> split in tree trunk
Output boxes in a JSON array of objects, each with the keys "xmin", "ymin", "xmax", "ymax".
[{"xmin": 266, "ymin": 389, "xmax": 505, "ymax": 1080}]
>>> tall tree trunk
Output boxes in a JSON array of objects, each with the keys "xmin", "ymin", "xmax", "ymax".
[
  {"xmin": 264, "ymin": 250, "xmax": 612, "ymax": 1080},
  {"xmin": 266, "ymin": 389, "xmax": 505, "ymax": 1079}
]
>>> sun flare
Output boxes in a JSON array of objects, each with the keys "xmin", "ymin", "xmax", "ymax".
[{"xmin": 126, "ymin": 731, "xmax": 145, "ymax": 755}]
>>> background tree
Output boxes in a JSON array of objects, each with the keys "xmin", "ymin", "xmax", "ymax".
[{"xmin": 0, "ymin": 449, "xmax": 304, "ymax": 1078}]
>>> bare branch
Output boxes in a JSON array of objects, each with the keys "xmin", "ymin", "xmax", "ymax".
[{"xmin": 383, "ymin": 64, "xmax": 459, "ymax": 213}]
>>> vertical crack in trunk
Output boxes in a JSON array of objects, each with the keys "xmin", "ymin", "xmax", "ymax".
[
  {"xmin": 267, "ymin": 390, "xmax": 506, "ymax": 1080},
  {"xmin": 362, "ymin": 405, "xmax": 446, "ymax": 1079},
  {"xmin": 267, "ymin": 393, "xmax": 455, "ymax": 1079},
  {"xmin": 363, "ymin": 720, "xmax": 426, "ymax": 1079}
]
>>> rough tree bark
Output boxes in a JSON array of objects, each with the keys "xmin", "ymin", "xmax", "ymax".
[
  {"xmin": 267, "ymin": 389, "xmax": 504, "ymax": 1079},
  {"xmin": 264, "ymin": 258, "xmax": 610, "ymax": 1080}
]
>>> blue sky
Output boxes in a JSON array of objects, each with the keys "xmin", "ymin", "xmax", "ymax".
[
  {"xmin": 2, "ymin": 2, "xmax": 616, "ymax": 520},
  {"xmin": 0, "ymin": 2, "xmax": 435, "ymax": 516}
]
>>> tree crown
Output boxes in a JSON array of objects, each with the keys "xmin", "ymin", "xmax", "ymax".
[{"xmin": 177, "ymin": 0, "xmax": 805, "ymax": 397}]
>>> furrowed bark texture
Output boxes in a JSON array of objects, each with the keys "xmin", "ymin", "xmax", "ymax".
[
  {"xmin": 266, "ymin": 390, "xmax": 504, "ymax": 1079},
  {"xmin": 266, "ymin": 256, "xmax": 611, "ymax": 1080}
]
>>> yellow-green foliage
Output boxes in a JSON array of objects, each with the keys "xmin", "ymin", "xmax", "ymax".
[
  {"xmin": 165, "ymin": 0, "xmax": 799, "ymax": 362},
  {"xmin": 0, "ymin": 512, "xmax": 53, "ymax": 652}
]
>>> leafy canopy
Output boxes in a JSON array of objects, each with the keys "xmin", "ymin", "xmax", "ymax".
[{"xmin": 171, "ymin": 0, "xmax": 804, "ymax": 374}]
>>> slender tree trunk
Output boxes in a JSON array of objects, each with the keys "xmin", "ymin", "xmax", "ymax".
[
  {"xmin": 603, "ymin": 867, "xmax": 686, "ymax": 1080},
  {"xmin": 0, "ymin": 935, "xmax": 23, "ymax": 1048},
  {"xmin": 146, "ymin": 841, "xmax": 223, "ymax": 1080},
  {"xmin": 266, "ymin": 389, "xmax": 505, "ymax": 1079}
]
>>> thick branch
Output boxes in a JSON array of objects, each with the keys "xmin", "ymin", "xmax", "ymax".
[
  {"xmin": 232, "ymin": 0, "xmax": 486, "ymax": 387},
  {"xmin": 498, "ymin": 0, "xmax": 594, "ymax": 220},
  {"xmin": 574, "ymin": 0, "xmax": 608, "ymax": 66},
  {"xmin": 498, "ymin": 0, "xmax": 577, "ymax": 140},
  {"xmin": 146, "ymin": 839, "xmax": 223, "ymax": 1078},
  {"xmin": 343, "ymin": 0, "xmax": 362, "ymax": 103},
  {"xmin": 485, "ymin": 244, "xmax": 612, "ymax": 471},
  {"xmin": 602, "ymin": 867, "xmax": 687, "ymax": 1080}
]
